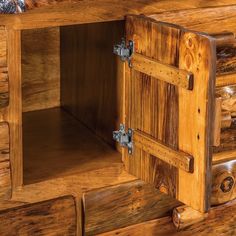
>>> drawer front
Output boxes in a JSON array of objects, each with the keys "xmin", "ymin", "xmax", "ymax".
[
  {"xmin": 0, "ymin": 122, "xmax": 11, "ymax": 199},
  {"xmin": 0, "ymin": 196, "xmax": 77, "ymax": 235},
  {"xmin": 0, "ymin": 28, "xmax": 9, "ymax": 110},
  {"xmin": 122, "ymin": 15, "xmax": 215, "ymax": 212}
]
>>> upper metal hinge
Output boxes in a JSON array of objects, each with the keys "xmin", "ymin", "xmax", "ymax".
[
  {"xmin": 113, "ymin": 124, "xmax": 133, "ymax": 154},
  {"xmin": 113, "ymin": 38, "xmax": 134, "ymax": 67}
]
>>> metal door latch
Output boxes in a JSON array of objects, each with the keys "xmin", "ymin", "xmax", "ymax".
[
  {"xmin": 113, "ymin": 38, "xmax": 134, "ymax": 67},
  {"xmin": 113, "ymin": 124, "xmax": 133, "ymax": 154}
]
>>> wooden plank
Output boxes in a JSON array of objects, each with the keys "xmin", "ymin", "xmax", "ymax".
[
  {"xmin": 216, "ymin": 73, "xmax": 236, "ymax": 87},
  {"xmin": 0, "ymin": 1, "xmax": 235, "ymax": 30},
  {"xmin": 7, "ymin": 29, "xmax": 23, "ymax": 189},
  {"xmin": 83, "ymin": 180, "xmax": 181, "ymax": 236},
  {"xmin": 133, "ymin": 131, "xmax": 193, "ymax": 172},
  {"xmin": 211, "ymin": 160, "xmax": 236, "ymax": 205},
  {"xmin": 22, "ymin": 27, "xmax": 60, "ymax": 112},
  {"xmin": 0, "ymin": 122, "xmax": 11, "ymax": 200},
  {"xmin": 60, "ymin": 21, "xmax": 125, "ymax": 148},
  {"xmin": 132, "ymin": 53, "xmax": 193, "ymax": 90},
  {"xmin": 178, "ymin": 31, "xmax": 215, "ymax": 212},
  {"xmin": 0, "ymin": 196, "xmax": 77, "ymax": 236},
  {"xmin": 99, "ymin": 200, "xmax": 236, "ymax": 236},
  {"xmin": 124, "ymin": 15, "xmax": 180, "ymax": 198},
  {"xmin": 213, "ymin": 150, "xmax": 236, "ymax": 164},
  {"xmin": 213, "ymin": 97, "xmax": 222, "ymax": 146}
]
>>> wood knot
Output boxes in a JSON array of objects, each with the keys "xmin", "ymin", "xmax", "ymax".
[{"xmin": 220, "ymin": 176, "xmax": 235, "ymax": 193}]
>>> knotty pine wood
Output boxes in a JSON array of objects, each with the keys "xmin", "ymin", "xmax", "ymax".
[
  {"xmin": 124, "ymin": 15, "xmax": 180, "ymax": 199},
  {"xmin": 60, "ymin": 21, "xmax": 124, "ymax": 147},
  {"xmin": 132, "ymin": 53, "xmax": 193, "ymax": 90},
  {"xmin": 0, "ymin": 196, "xmax": 77, "ymax": 236},
  {"xmin": 83, "ymin": 180, "xmax": 181, "ymax": 235},
  {"xmin": 0, "ymin": 1, "xmax": 236, "ymax": 30},
  {"xmin": 99, "ymin": 200, "xmax": 236, "ymax": 236},
  {"xmin": 22, "ymin": 27, "xmax": 60, "ymax": 112},
  {"xmin": 125, "ymin": 15, "xmax": 214, "ymax": 212},
  {"xmin": 0, "ymin": 122, "xmax": 11, "ymax": 199},
  {"xmin": 23, "ymin": 108, "xmax": 122, "ymax": 184}
]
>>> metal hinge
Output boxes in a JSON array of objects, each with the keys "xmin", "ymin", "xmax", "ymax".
[
  {"xmin": 113, "ymin": 124, "xmax": 133, "ymax": 154},
  {"xmin": 113, "ymin": 38, "xmax": 134, "ymax": 67}
]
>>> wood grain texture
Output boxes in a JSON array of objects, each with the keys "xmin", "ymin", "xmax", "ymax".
[
  {"xmin": 213, "ymin": 97, "xmax": 222, "ymax": 146},
  {"xmin": 178, "ymin": 31, "xmax": 215, "ymax": 212},
  {"xmin": 61, "ymin": 21, "xmax": 124, "ymax": 147},
  {"xmin": 22, "ymin": 27, "xmax": 60, "ymax": 112},
  {"xmin": 99, "ymin": 200, "xmax": 236, "ymax": 236},
  {"xmin": 124, "ymin": 15, "xmax": 180, "ymax": 198},
  {"xmin": 0, "ymin": 28, "xmax": 8, "ymax": 109},
  {"xmin": 23, "ymin": 108, "xmax": 122, "ymax": 184},
  {"xmin": 213, "ymin": 150, "xmax": 236, "ymax": 164},
  {"xmin": 83, "ymin": 180, "xmax": 181, "ymax": 235},
  {"xmin": 0, "ymin": 122, "xmax": 11, "ymax": 200},
  {"xmin": 133, "ymin": 131, "xmax": 193, "ymax": 173},
  {"xmin": 217, "ymin": 73, "xmax": 236, "ymax": 87},
  {"xmin": 0, "ymin": 1, "xmax": 236, "ymax": 30},
  {"xmin": 0, "ymin": 195, "xmax": 77, "ymax": 236},
  {"xmin": 7, "ymin": 29, "xmax": 23, "ymax": 189},
  {"xmin": 132, "ymin": 53, "xmax": 193, "ymax": 90},
  {"xmin": 211, "ymin": 160, "xmax": 236, "ymax": 205}
]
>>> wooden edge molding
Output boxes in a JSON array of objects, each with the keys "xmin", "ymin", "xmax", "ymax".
[
  {"xmin": 211, "ymin": 160, "xmax": 236, "ymax": 206},
  {"xmin": 132, "ymin": 53, "xmax": 193, "ymax": 90},
  {"xmin": 133, "ymin": 130, "xmax": 194, "ymax": 173},
  {"xmin": 0, "ymin": 195, "xmax": 77, "ymax": 235},
  {"xmin": 213, "ymin": 97, "xmax": 222, "ymax": 147},
  {"xmin": 172, "ymin": 205, "xmax": 207, "ymax": 231}
]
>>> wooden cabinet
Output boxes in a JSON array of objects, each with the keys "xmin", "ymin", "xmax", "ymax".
[{"xmin": 0, "ymin": 2, "xmax": 236, "ymax": 235}]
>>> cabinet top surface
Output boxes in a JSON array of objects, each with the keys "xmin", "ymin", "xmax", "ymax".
[
  {"xmin": 0, "ymin": 0, "xmax": 236, "ymax": 30},
  {"xmin": 147, "ymin": 5, "xmax": 236, "ymax": 35}
]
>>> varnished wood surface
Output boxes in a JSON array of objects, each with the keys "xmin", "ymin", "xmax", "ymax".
[
  {"xmin": 61, "ymin": 21, "xmax": 124, "ymax": 147},
  {"xmin": 0, "ymin": 122, "xmax": 11, "ymax": 199},
  {"xmin": 0, "ymin": 1, "xmax": 236, "ymax": 29},
  {"xmin": 100, "ymin": 200, "xmax": 236, "ymax": 236},
  {"xmin": 0, "ymin": 195, "xmax": 77, "ymax": 236},
  {"xmin": 22, "ymin": 27, "xmax": 60, "ymax": 112},
  {"xmin": 23, "ymin": 108, "xmax": 122, "ymax": 184},
  {"xmin": 213, "ymin": 150, "xmax": 236, "ymax": 164},
  {"xmin": 125, "ymin": 14, "xmax": 214, "ymax": 212},
  {"xmin": 84, "ymin": 180, "xmax": 181, "ymax": 235}
]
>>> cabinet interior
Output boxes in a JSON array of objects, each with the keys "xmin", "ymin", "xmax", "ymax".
[{"xmin": 21, "ymin": 21, "xmax": 124, "ymax": 185}]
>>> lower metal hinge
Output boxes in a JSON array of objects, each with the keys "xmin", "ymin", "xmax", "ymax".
[
  {"xmin": 113, "ymin": 124, "xmax": 133, "ymax": 154},
  {"xmin": 113, "ymin": 38, "xmax": 134, "ymax": 67}
]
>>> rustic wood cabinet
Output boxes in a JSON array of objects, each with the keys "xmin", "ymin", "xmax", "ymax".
[{"xmin": 0, "ymin": 1, "xmax": 236, "ymax": 235}]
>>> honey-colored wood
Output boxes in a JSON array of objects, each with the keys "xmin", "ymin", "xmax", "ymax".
[
  {"xmin": 0, "ymin": 196, "xmax": 77, "ymax": 236},
  {"xmin": 213, "ymin": 97, "xmax": 222, "ymax": 146},
  {"xmin": 83, "ymin": 180, "xmax": 181, "ymax": 235},
  {"xmin": 216, "ymin": 73, "xmax": 236, "ymax": 87},
  {"xmin": 60, "ymin": 21, "xmax": 124, "ymax": 147},
  {"xmin": 0, "ymin": 122, "xmax": 11, "ymax": 199},
  {"xmin": 23, "ymin": 108, "xmax": 122, "ymax": 184},
  {"xmin": 99, "ymin": 200, "xmax": 236, "ymax": 236},
  {"xmin": 211, "ymin": 160, "xmax": 236, "ymax": 205},
  {"xmin": 132, "ymin": 53, "xmax": 193, "ymax": 90},
  {"xmin": 22, "ymin": 27, "xmax": 60, "ymax": 112},
  {"xmin": 213, "ymin": 150, "xmax": 236, "ymax": 164},
  {"xmin": 7, "ymin": 29, "xmax": 23, "ymax": 189},
  {"xmin": 0, "ymin": 1, "xmax": 236, "ymax": 30},
  {"xmin": 125, "ymin": 14, "xmax": 214, "ymax": 212},
  {"xmin": 172, "ymin": 205, "xmax": 206, "ymax": 230},
  {"xmin": 133, "ymin": 131, "xmax": 194, "ymax": 173}
]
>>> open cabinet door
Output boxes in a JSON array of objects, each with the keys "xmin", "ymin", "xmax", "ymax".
[{"xmin": 116, "ymin": 15, "xmax": 216, "ymax": 212}]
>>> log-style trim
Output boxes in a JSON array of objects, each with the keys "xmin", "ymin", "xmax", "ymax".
[
  {"xmin": 133, "ymin": 131, "xmax": 194, "ymax": 173},
  {"xmin": 132, "ymin": 53, "xmax": 193, "ymax": 90},
  {"xmin": 216, "ymin": 73, "xmax": 236, "ymax": 87},
  {"xmin": 213, "ymin": 150, "xmax": 236, "ymax": 164}
]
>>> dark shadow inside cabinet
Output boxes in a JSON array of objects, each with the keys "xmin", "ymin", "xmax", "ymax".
[{"xmin": 21, "ymin": 21, "xmax": 125, "ymax": 184}]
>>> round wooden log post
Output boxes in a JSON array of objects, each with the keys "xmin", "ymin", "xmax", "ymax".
[
  {"xmin": 211, "ymin": 160, "xmax": 236, "ymax": 205},
  {"xmin": 172, "ymin": 205, "xmax": 206, "ymax": 230}
]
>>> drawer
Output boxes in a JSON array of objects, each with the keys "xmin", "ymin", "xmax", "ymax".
[
  {"xmin": 0, "ymin": 122, "xmax": 11, "ymax": 199},
  {"xmin": 0, "ymin": 195, "xmax": 77, "ymax": 235}
]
